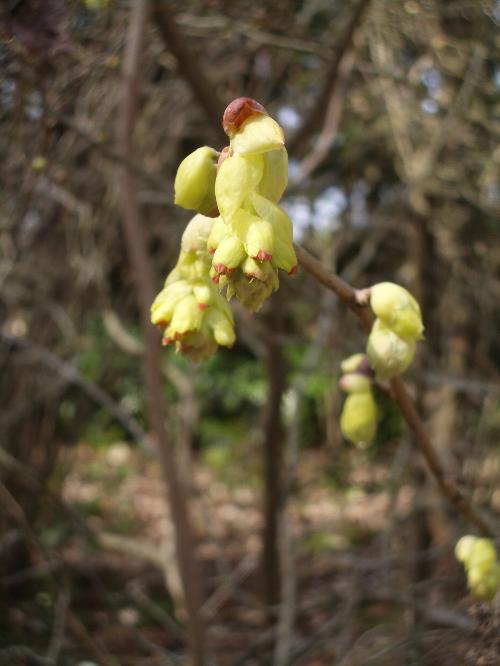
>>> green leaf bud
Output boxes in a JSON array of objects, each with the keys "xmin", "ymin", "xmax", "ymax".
[
  {"xmin": 370, "ymin": 282, "xmax": 424, "ymax": 341},
  {"xmin": 340, "ymin": 392, "xmax": 378, "ymax": 448},
  {"xmin": 174, "ymin": 146, "xmax": 219, "ymax": 216},
  {"xmin": 215, "ymin": 153, "xmax": 263, "ymax": 221},
  {"xmin": 367, "ymin": 319, "xmax": 416, "ymax": 380},
  {"xmin": 231, "ymin": 115, "xmax": 285, "ymax": 156}
]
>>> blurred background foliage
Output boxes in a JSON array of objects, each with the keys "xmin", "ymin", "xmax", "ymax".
[{"xmin": 0, "ymin": 0, "xmax": 499, "ymax": 663}]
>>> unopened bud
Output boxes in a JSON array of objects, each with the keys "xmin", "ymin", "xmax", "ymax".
[
  {"xmin": 455, "ymin": 535, "xmax": 477, "ymax": 565},
  {"xmin": 340, "ymin": 392, "xmax": 378, "ymax": 448},
  {"xmin": 174, "ymin": 146, "xmax": 218, "ymax": 216},
  {"xmin": 467, "ymin": 562, "xmax": 500, "ymax": 601},
  {"xmin": 340, "ymin": 353, "xmax": 367, "ymax": 374},
  {"xmin": 223, "ymin": 97, "xmax": 267, "ymax": 136},
  {"xmin": 370, "ymin": 282, "xmax": 424, "ymax": 341},
  {"xmin": 212, "ymin": 234, "xmax": 246, "ymax": 272},
  {"xmin": 339, "ymin": 373, "xmax": 372, "ymax": 394},
  {"xmin": 367, "ymin": 319, "xmax": 416, "ymax": 380},
  {"xmin": 181, "ymin": 214, "xmax": 215, "ymax": 254}
]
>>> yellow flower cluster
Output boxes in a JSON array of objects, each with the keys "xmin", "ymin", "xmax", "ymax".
[
  {"xmin": 367, "ymin": 282, "xmax": 424, "ymax": 379},
  {"xmin": 151, "ymin": 97, "xmax": 298, "ymax": 360},
  {"xmin": 455, "ymin": 535, "xmax": 500, "ymax": 601},
  {"xmin": 151, "ymin": 215, "xmax": 235, "ymax": 361}
]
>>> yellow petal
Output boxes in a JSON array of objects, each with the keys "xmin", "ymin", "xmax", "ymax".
[
  {"xmin": 215, "ymin": 153, "xmax": 263, "ymax": 221},
  {"xmin": 231, "ymin": 115, "xmax": 285, "ymax": 155}
]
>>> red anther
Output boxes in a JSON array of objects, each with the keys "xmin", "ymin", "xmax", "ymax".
[
  {"xmin": 223, "ymin": 97, "xmax": 267, "ymax": 135},
  {"xmin": 208, "ymin": 247, "xmax": 216, "ymax": 255},
  {"xmin": 214, "ymin": 263, "xmax": 227, "ymax": 275},
  {"xmin": 162, "ymin": 336, "xmax": 173, "ymax": 346},
  {"xmin": 212, "ymin": 275, "xmax": 220, "ymax": 284},
  {"xmin": 255, "ymin": 249, "xmax": 272, "ymax": 262},
  {"xmin": 198, "ymin": 303, "xmax": 207, "ymax": 311},
  {"xmin": 288, "ymin": 265, "xmax": 298, "ymax": 276}
]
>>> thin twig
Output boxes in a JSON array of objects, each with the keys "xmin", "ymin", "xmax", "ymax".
[
  {"xmin": 152, "ymin": 0, "xmax": 226, "ymax": 142},
  {"xmin": 295, "ymin": 243, "xmax": 498, "ymax": 538},
  {"xmin": 288, "ymin": 0, "xmax": 371, "ymax": 156}
]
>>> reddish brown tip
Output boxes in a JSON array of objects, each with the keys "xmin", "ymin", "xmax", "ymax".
[
  {"xmin": 288, "ymin": 265, "xmax": 298, "ymax": 276},
  {"xmin": 255, "ymin": 250, "xmax": 272, "ymax": 262},
  {"xmin": 223, "ymin": 97, "xmax": 267, "ymax": 135},
  {"xmin": 198, "ymin": 303, "xmax": 207, "ymax": 311}
]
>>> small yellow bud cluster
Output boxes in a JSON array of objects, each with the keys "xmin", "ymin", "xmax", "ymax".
[
  {"xmin": 455, "ymin": 535, "xmax": 500, "ymax": 601},
  {"xmin": 151, "ymin": 98, "xmax": 298, "ymax": 360},
  {"xmin": 366, "ymin": 282, "xmax": 424, "ymax": 379},
  {"xmin": 151, "ymin": 214, "xmax": 235, "ymax": 361},
  {"xmin": 339, "ymin": 354, "xmax": 378, "ymax": 448}
]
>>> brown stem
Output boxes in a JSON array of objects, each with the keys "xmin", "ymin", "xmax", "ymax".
[
  {"xmin": 295, "ymin": 243, "xmax": 497, "ymax": 538},
  {"xmin": 261, "ymin": 302, "xmax": 287, "ymax": 609},
  {"xmin": 117, "ymin": 2, "xmax": 206, "ymax": 663}
]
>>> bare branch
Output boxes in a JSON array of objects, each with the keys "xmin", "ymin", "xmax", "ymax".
[
  {"xmin": 295, "ymin": 243, "xmax": 498, "ymax": 538},
  {"xmin": 152, "ymin": 0, "xmax": 226, "ymax": 142},
  {"xmin": 287, "ymin": 0, "xmax": 371, "ymax": 156}
]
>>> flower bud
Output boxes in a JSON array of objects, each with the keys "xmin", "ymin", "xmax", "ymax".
[
  {"xmin": 250, "ymin": 193, "xmax": 297, "ymax": 273},
  {"xmin": 151, "ymin": 280, "xmax": 192, "ymax": 327},
  {"xmin": 341, "ymin": 353, "xmax": 367, "ymax": 374},
  {"xmin": 223, "ymin": 97, "xmax": 267, "ymax": 136},
  {"xmin": 174, "ymin": 146, "xmax": 218, "ymax": 216},
  {"xmin": 455, "ymin": 535, "xmax": 477, "ymax": 565},
  {"xmin": 467, "ymin": 562, "xmax": 500, "ymax": 601},
  {"xmin": 164, "ymin": 294, "xmax": 203, "ymax": 340},
  {"xmin": 205, "ymin": 308, "xmax": 236, "ymax": 347},
  {"xmin": 181, "ymin": 214, "xmax": 215, "ymax": 254},
  {"xmin": 367, "ymin": 319, "xmax": 416, "ymax": 380},
  {"xmin": 340, "ymin": 392, "xmax": 378, "ymax": 448},
  {"xmin": 231, "ymin": 115, "xmax": 285, "ymax": 155},
  {"xmin": 215, "ymin": 153, "xmax": 264, "ymax": 220},
  {"xmin": 370, "ymin": 282, "xmax": 424, "ymax": 341},
  {"xmin": 339, "ymin": 373, "xmax": 372, "ymax": 394},
  {"xmin": 207, "ymin": 216, "xmax": 228, "ymax": 254},
  {"xmin": 468, "ymin": 538, "xmax": 498, "ymax": 570},
  {"xmin": 212, "ymin": 234, "xmax": 246, "ymax": 273}
]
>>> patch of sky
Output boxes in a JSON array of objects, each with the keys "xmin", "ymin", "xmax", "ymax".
[
  {"xmin": 25, "ymin": 90, "xmax": 43, "ymax": 121},
  {"xmin": 0, "ymin": 79, "xmax": 15, "ymax": 109},
  {"xmin": 277, "ymin": 105, "xmax": 301, "ymax": 130},
  {"xmin": 494, "ymin": 67, "xmax": 500, "ymax": 88},
  {"xmin": 421, "ymin": 67, "xmax": 442, "ymax": 97},
  {"xmin": 421, "ymin": 98, "xmax": 439, "ymax": 115},
  {"xmin": 284, "ymin": 186, "xmax": 347, "ymax": 239}
]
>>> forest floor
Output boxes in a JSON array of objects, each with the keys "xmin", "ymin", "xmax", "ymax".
[{"xmin": 2, "ymin": 441, "xmax": 499, "ymax": 665}]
